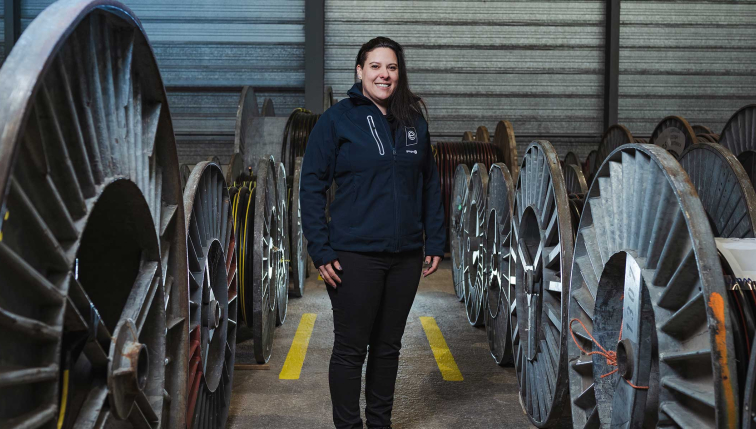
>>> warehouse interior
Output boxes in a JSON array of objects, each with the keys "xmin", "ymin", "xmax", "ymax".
[{"xmin": 1, "ymin": 0, "xmax": 755, "ymax": 428}]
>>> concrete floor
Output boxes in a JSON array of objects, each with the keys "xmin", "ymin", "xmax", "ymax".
[{"xmin": 229, "ymin": 258, "xmax": 535, "ymax": 429}]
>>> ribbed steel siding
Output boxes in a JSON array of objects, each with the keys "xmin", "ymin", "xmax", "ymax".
[
  {"xmin": 325, "ymin": 0, "xmax": 606, "ymax": 160},
  {"xmin": 19, "ymin": 0, "xmax": 305, "ymax": 165},
  {"xmin": 0, "ymin": 1, "xmax": 5, "ymax": 65},
  {"xmin": 619, "ymin": 1, "xmax": 756, "ymax": 136}
]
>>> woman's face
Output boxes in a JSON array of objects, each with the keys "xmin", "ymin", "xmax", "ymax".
[{"xmin": 356, "ymin": 47, "xmax": 399, "ymax": 108}]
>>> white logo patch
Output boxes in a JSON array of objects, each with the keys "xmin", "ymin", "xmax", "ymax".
[
  {"xmin": 405, "ymin": 126, "xmax": 418, "ymax": 146},
  {"xmin": 406, "ymin": 150, "xmax": 417, "ymax": 154}
]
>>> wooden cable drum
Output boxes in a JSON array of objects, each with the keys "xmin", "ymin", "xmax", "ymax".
[
  {"xmin": 463, "ymin": 131, "xmax": 475, "ymax": 141},
  {"xmin": 648, "ymin": 115, "xmax": 697, "ymax": 158},
  {"xmin": 261, "ymin": 98, "xmax": 275, "ymax": 117},
  {"xmin": 476, "ymin": 125, "xmax": 490, "ymax": 143}
]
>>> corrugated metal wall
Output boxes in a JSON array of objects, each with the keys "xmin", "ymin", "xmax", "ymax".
[
  {"xmin": 619, "ymin": 1, "xmax": 756, "ymax": 137},
  {"xmin": 325, "ymin": 0, "xmax": 607, "ymax": 160},
  {"xmin": 0, "ymin": 1, "xmax": 5, "ymax": 64},
  {"xmin": 16, "ymin": 0, "xmax": 305, "ymax": 165}
]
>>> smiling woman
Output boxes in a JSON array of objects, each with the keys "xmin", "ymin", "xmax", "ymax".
[{"xmin": 300, "ymin": 36, "xmax": 445, "ymax": 429}]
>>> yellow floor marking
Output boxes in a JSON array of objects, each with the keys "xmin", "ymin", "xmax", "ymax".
[
  {"xmin": 279, "ymin": 313, "xmax": 318, "ymax": 380},
  {"xmin": 419, "ymin": 316, "xmax": 463, "ymax": 381}
]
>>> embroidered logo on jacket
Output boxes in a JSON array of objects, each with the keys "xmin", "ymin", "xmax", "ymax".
[{"xmin": 405, "ymin": 126, "xmax": 418, "ymax": 146}]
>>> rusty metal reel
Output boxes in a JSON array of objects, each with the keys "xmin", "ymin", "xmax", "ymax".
[
  {"xmin": 494, "ymin": 120, "xmax": 519, "ymax": 181},
  {"xmin": 484, "ymin": 163, "xmax": 516, "ymax": 365},
  {"xmin": 463, "ymin": 163, "xmax": 489, "ymax": 326},
  {"xmin": 563, "ymin": 164, "xmax": 588, "ymax": 197},
  {"xmin": 184, "ymin": 162, "xmax": 238, "ymax": 429},
  {"xmin": 0, "ymin": 0, "xmax": 189, "ymax": 427},
  {"xmin": 649, "ymin": 115, "xmax": 697, "ymax": 159},
  {"xmin": 511, "ymin": 141, "xmax": 575, "ymax": 428},
  {"xmin": 290, "ymin": 157, "xmax": 307, "ymax": 297},
  {"xmin": 252, "ymin": 158, "xmax": 278, "ymax": 363},
  {"xmin": 234, "ymin": 86, "xmax": 259, "ymax": 157},
  {"xmin": 476, "ymin": 125, "xmax": 490, "ymax": 143},
  {"xmin": 275, "ymin": 160, "xmax": 289, "ymax": 326},
  {"xmin": 451, "ymin": 164, "xmax": 471, "ymax": 302},
  {"xmin": 567, "ymin": 144, "xmax": 739, "ymax": 428}
]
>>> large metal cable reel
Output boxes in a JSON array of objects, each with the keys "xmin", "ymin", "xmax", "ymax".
[
  {"xmin": 289, "ymin": 157, "xmax": 308, "ymax": 297},
  {"xmin": 275, "ymin": 160, "xmax": 289, "ymax": 326},
  {"xmin": 719, "ymin": 104, "xmax": 756, "ymax": 189},
  {"xmin": 648, "ymin": 115, "xmax": 698, "ymax": 159},
  {"xmin": 476, "ymin": 125, "xmax": 490, "ymax": 143},
  {"xmin": 463, "ymin": 163, "xmax": 489, "ymax": 326},
  {"xmin": 252, "ymin": 157, "xmax": 279, "ymax": 363},
  {"xmin": 233, "ymin": 86, "xmax": 259, "ymax": 157},
  {"xmin": 0, "ymin": 0, "xmax": 189, "ymax": 427},
  {"xmin": 563, "ymin": 152, "xmax": 580, "ymax": 168},
  {"xmin": 567, "ymin": 144, "xmax": 740, "ymax": 428},
  {"xmin": 596, "ymin": 124, "xmax": 633, "ymax": 175},
  {"xmin": 510, "ymin": 140, "xmax": 575, "ymax": 428},
  {"xmin": 225, "ymin": 152, "xmax": 246, "ymax": 186},
  {"xmin": 261, "ymin": 98, "xmax": 276, "ymax": 117},
  {"xmin": 183, "ymin": 162, "xmax": 238, "ymax": 429},
  {"xmin": 494, "ymin": 120, "xmax": 519, "ymax": 181},
  {"xmin": 484, "ymin": 162, "xmax": 516, "ymax": 366},
  {"xmin": 232, "ymin": 178, "xmax": 255, "ymax": 328},
  {"xmin": 450, "ymin": 164, "xmax": 471, "ymax": 301}
]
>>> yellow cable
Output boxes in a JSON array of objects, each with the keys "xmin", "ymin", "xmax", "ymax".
[{"xmin": 57, "ymin": 369, "xmax": 69, "ymax": 429}]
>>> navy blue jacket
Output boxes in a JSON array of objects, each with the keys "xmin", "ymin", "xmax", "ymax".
[{"xmin": 300, "ymin": 83, "xmax": 446, "ymax": 268}]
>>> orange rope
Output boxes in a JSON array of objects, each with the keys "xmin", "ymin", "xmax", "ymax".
[{"xmin": 569, "ymin": 317, "xmax": 649, "ymax": 390}]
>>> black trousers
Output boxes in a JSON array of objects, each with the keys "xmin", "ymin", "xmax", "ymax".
[{"xmin": 327, "ymin": 248, "xmax": 424, "ymax": 429}]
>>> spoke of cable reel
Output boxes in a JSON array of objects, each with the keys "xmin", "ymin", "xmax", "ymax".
[
  {"xmin": 183, "ymin": 162, "xmax": 238, "ymax": 429},
  {"xmin": 252, "ymin": 158, "xmax": 280, "ymax": 363},
  {"xmin": 511, "ymin": 140, "xmax": 575, "ymax": 428},
  {"xmin": 0, "ymin": 1, "xmax": 188, "ymax": 427},
  {"xmin": 463, "ymin": 163, "xmax": 489, "ymax": 326},
  {"xmin": 450, "ymin": 165, "xmax": 471, "ymax": 302},
  {"xmin": 567, "ymin": 144, "xmax": 739, "ymax": 429},
  {"xmin": 484, "ymin": 163, "xmax": 516, "ymax": 366}
]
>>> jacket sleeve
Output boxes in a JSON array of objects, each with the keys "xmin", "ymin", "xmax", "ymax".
[
  {"xmin": 422, "ymin": 130, "xmax": 446, "ymax": 258},
  {"xmin": 300, "ymin": 111, "xmax": 340, "ymax": 268}
]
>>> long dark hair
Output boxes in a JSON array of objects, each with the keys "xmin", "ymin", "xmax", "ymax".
[{"xmin": 355, "ymin": 37, "xmax": 427, "ymax": 126}]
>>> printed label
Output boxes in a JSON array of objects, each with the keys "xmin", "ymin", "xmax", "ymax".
[{"xmin": 406, "ymin": 126, "xmax": 418, "ymax": 146}]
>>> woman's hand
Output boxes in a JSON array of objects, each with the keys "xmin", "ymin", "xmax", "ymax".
[
  {"xmin": 318, "ymin": 259, "xmax": 342, "ymax": 288},
  {"xmin": 422, "ymin": 255, "xmax": 442, "ymax": 277}
]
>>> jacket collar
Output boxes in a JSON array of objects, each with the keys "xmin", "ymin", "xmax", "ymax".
[{"xmin": 347, "ymin": 82, "xmax": 373, "ymax": 106}]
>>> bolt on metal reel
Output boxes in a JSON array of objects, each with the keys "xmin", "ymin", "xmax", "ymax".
[
  {"xmin": 184, "ymin": 162, "xmax": 238, "ymax": 429},
  {"xmin": 0, "ymin": 0, "xmax": 189, "ymax": 426},
  {"xmin": 511, "ymin": 140, "xmax": 577, "ymax": 428},
  {"xmin": 484, "ymin": 162, "xmax": 516, "ymax": 366}
]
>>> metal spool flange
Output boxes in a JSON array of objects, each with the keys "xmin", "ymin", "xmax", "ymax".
[
  {"xmin": 252, "ymin": 158, "xmax": 278, "ymax": 363},
  {"xmin": 567, "ymin": 144, "xmax": 738, "ymax": 428},
  {"xmin": 463, "ymin": 163, "xmax": 489, "ymax": 326},
  {"xmin": 494, "ymin": 120, "xmax": 519, "ymax": 180},
  {"xmin": 451, "ymin": 164, "xmax": 471, "ymax": 302},
  {"xmin": 484, "ymin": 163, "xmax": 516, "ymax": 365},
  {"xmin": 583, "ymin": 150, "xmax": 599, "ymax": 184},
  {"xmin": 184, "ymin": 162, "xmax": 238, "ymax": 429},
  {"xmin": 633, "ymin": 137, "xmax": 648, "ymax": 144},
  {"xmin": 275, "ymin": 160, "xmax": 289, "ymax": 326},
  {"xmin": 261, "ymin": 98, "xmax": 275, "ymax": 117},
  {"xmin": 719, "ymin": 104, "xmax": 756, "ymax": 157},
  {"xmin": 511, "ymin": 141, "xmax": 575, "ymax": 428},
  {"xmin": 233, "ymin": 183, "xmax": 255, "ymax": 327},
  {"xmin": 226, "ymin": 152, "xmax": 246, "ymax": 186},
  {"xmin": 290, "ymin": 157, "xmax": 307, "ymax": 297},
  {"xmin": 0, "ymin": 0, "xmax": 189, "ymax": 426},
  {"xmin": 563, "ymin": 164, "xmax": 588, "ymax": 198},
  {"xmin": 693, "ymin": 125, "xmax": 714, "ymax": 135},
  {"xmin": 740, "ymin": 151, "xmax": 756, "ymax": 189},
  {"xmin": 476, "ymin": 126, "xmax": 490, "ymax": 143},
  {"xmin": 181, "ymin": 164, "xmax": 192, "ymax": 191},
  {"xmin": 649, "ymin": 115, "xmax": 697, "ymax": 159},
  {"xmin": 463, "ymin": 131, "xmax": 475, "ymax": 141},
  {"xmin": 564, "ymin": 152, "xmax": 580, "ymax": 168},
  {"xmin": 234, "ymin": 86, "xmax": 259, "ymax": 157},
  {"xmin": 597, "ymin": 125, "xmax": 633, "ymax": 173}
]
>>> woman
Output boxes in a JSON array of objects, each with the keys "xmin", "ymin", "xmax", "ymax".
[{"xmin": 300, "ymin": 36, "xmax": 445, "ymax": 429}]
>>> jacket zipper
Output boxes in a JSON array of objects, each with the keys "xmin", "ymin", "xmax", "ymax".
[
  {"xmin": 366, "ymin": 116, "xmax": 385, "ymax": 156},
  {"xmin": 373, "ymin": 109, "xmax": 400, "ymax": 252}
]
